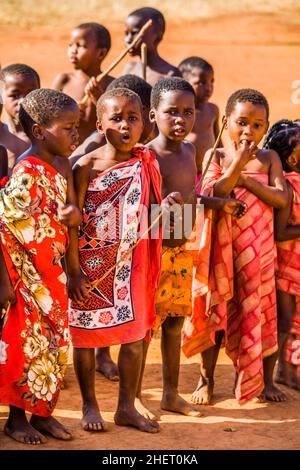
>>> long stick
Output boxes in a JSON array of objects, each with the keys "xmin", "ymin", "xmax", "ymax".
[
  {"xmin": 141, "ymin": 43, "xmax": 147, "ymax": 81},
  {"xmin": 80, "ymin": 19, "xmax": 153, "ymax": 107}
]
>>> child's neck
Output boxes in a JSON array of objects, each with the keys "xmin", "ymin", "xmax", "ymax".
[
  {"xmin": 145, "ymin": 48, "xmax": 162, "ymax": 67},
  {"xmin": 26, "ymin": 142, "xmax": 57, "ymax": 166},
  {"xmin": 7, "ymin": 115, "xmax": 25, "ymax": 135},
  {"xmin": 157, "ymin": 133, "xmax": 182, "ymax": 153},
  {"xmin": 77, "ymin": 62, "xmax": 102, "ymax": 78},
  {"xmin": 103, "ymin": 142, "xmax": 133, "ymax": 164},
  {"xmin": 196, "ymin": 99, "xmax": 208, "ymax": 109}
]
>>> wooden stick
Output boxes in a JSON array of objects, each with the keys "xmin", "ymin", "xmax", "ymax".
[
  {"xmin": 141, "ymin": 43, "xmax": 147, "ymax": 81},
  {"xmin": 79, "ymin": 19, "xmax": 153, "ymax": 107}
]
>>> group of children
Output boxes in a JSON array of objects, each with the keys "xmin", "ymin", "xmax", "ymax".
[{"xmin": 0, "ymin": 6, "xmax": 299, "ymax": 446}]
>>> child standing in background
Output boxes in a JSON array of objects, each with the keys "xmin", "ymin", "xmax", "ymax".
[
  {"xmin": 52, "ymin": 22, "xmax": 114, "ymax": 143},
  {"xmin": 0, "ymin": 63, "xmax": 40, "ymax": 172},
  {"xmin": 179, "ymin": 56, "xmax": 222, "ymax": 192},
  {"xmin": 264, "ymin": 119, "xmax": 300, "ymax": 392}
]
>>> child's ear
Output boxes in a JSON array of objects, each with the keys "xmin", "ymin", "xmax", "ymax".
[
  {"xmin": 96, "ymin": 120, "xmax": 104, "ymax": 135},
  {"xmin": 287, "ymin": 154, "xmax": 297, "ymax": 169},
  {"xmin": 32, "ymin": 123, "xmax": 45, "ymax": 140},
  {"xmin": 222, "ymin": 115, "xmax": 228, "ymax": 129},
  {"xmin": 149, "ymin": 109, "xmax": 156, "ymax": 123},
  {"xmin": 97, "ymin": 48, "xmax": 108, "ymax": 62}
]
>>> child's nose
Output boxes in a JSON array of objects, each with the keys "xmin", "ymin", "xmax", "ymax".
[{"xmin": 121, "ymin": 119, "xmax": 130, "ymax": 129}]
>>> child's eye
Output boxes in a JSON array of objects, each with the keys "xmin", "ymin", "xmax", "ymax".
[
  {"xmin": 185, "ymin": 110, "xmax": 194, "ymax": 116},
  {"xmin": 129, "ymin": 116, "xmax": 137, "ymax": 121},
  {"xmin": 237, "ymin": 120, "xmax": 246, "ymax": 126},
  {"xmin": 111, "ymin": 116, "xmax": 121, "ymax": 122},
  {"xmin": 254, "ymin": 123, "xmax": 262, "ymax": 129}
]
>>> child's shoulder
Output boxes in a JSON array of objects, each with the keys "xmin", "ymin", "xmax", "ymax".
[
  {"xmin": 257, "ymin": 147, "xmax": 280, "ymax": 165},
  {"xmin": 182, "ymin": 139, "xmax": 196, "ymax": 156},
  {"xmin": 165, "ymin": 63, "xmax": 181, "ymax": 77},
  {"xmin": 52, "ymin": 72, "xmax": 73, "ymax": 90}
]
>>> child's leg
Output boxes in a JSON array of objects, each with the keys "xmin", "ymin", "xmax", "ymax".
[
  {"xmin": 161, "ymin": 317, "xmax": 202, "ymax": 416},
  {"xmin": 95, "ymin": 346, "xmax": 119, "ymax": 381},
  {"xmin": 115, "ymin": 339, "xmax": 159, "ymax": 433},
  {"xmin": 276, "ymin": 290, "xmax": 296, "ymax": 388},
  {"xmin": 73, "ymin": 347, "xmax": 108, "ymax": 432},
  {"xmin": 256, "ymin": 352, "xmax": 286, "ymax": 402},
  {"xmin": 4, "ymin": 405, "xmax": 47, "ymax": 445},
  {"xmin": 135, "ymin": 338, "xmax": 158, "ymax": 421},
  {"xmin": 191, "ymin": 330, "xmax": 224, "ymax": 405}
]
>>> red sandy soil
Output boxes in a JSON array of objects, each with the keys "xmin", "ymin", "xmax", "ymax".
[{"xmin": 1, "ymin": 13, "xmax": 300, "ymax": 450}]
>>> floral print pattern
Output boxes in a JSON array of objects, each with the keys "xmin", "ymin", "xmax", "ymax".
[{"xmin": 0, "ymin": 157, "xmax": 69, "ymax": 416}]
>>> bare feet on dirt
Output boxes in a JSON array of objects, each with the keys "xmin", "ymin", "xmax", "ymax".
[{"xmin": 114, "ymin": 408, "xmax": 160, "ymax": 433}]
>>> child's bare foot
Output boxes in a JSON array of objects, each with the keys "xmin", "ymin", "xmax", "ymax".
[
  {"xmin": 114, "ymin": 408, "xmax": 160, "ymax": 433},
  {"xmin": 191, "ymin": 377, "xmax": 214, "ymax": 405},
  {"xmin": 257, "ymin": 384, "xmax": 286, "ymax": 402},
  {"xmin": 135, "ymin": 397, "xmax": 158, "ymax": 421},
  {"xmin": 30, "ymin": 415, "xmax": 72, "ymax": 440},
  {"xmin": 82, "ymin": 403, "xmax": 109, "ymax": 432},
  {"xmin": 161, "ymin": 393, "xmax": 202, "ymax": 417},
  {"xmin": 96, "ymin": 357, "xmax": 119, "ymax": 382},
  {"xmin": 4, "ymin": 418, "xmax": 47, "ymax": 445}
]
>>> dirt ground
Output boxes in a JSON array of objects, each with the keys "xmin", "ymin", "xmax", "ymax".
[{"xmin": 1, "ymin": 13, "xmax": 300, "ymax": 451}]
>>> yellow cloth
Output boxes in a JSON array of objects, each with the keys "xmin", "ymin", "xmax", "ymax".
[{"xmin": 154, "ymin": 245, "xmax": 193, "ymax": 330}]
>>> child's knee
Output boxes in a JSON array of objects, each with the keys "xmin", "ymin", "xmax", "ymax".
[{"xmin": 162, "ymin": 316, "xmax": 184, "ymax": 336}]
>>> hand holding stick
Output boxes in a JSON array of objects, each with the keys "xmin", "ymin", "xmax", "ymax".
[{"xmin": 79, "ymin": 19, "xmax": 153, "ymax": 107}]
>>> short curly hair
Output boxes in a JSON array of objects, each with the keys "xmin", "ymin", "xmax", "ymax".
[
  {"xmin": 225, "ymin": 88, "xmax": 269, "ymax": 119},
  {"xmin": 107, "ymin": 74, "xmax": 152, "ymax": 108},
  {"xmin": 0, "ymin": 63, "xmax": 40, "ymax": 87},
  {"xmin": 75, "ymin": 22, "xmax": 111, "ymax": 53},
  {"xmin": 19, "ymin": 88, "xmax": 77, "ymax": 137},
  {"xmin": 178, "ymin": 56, "xmax": 213, "ymax": 78},
  {"xmin": 96, "ymin": 87, "xmax": 143, "ymax": 121},
  {"xmin": 128, "ymin": 7, "xmax": 165, "ymax": 36},
  {"xmin": 263, "ymin": 119, "xmax": 300, "ymax": 172},
  {"xmin": 150, "ymin": 77, "xmax": 195, "ymax": 109}
]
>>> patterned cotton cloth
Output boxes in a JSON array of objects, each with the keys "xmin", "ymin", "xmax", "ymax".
[
  {"xmin": 0, "ymin": 157, "xmax": 69, "ymax": 416},
  {"xmin": 183, "ymin": 161, "xmax": 278, "ymax": 403},
  {"xmin": 276, "ymin": 173, "xmax": 300, "ymax": 368},
  {"xmin": 69, "ymin": 147, "xmax": 162, "ymax": 348}
]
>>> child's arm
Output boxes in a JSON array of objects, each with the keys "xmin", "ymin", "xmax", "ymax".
[
  {"xmin": 58, "ymin": 160, "xmax": 82, "ymax": 227},
  {"xmin": 200, "ymin": 196, "xmax": 247, "ymax": 218},
  {"xmin": 274, "ymin": 184, "xmax": 300, "ymax": 241},
  {"xmin": 237, "ymin": 150, "xmax": 288, "ymax": 209},
  {"xmin": 211, "ymin": 140, "xmax": 258, "ymax": 198},
  {"xmin": 0, "ymin": 245, "xmax": 16, "ymax": 308},
  {"xmin": 65, "ymin": 161, "xmax": 91, "ymax": 302},
  {"xmin": 0, "ymin": 145, "xmax": 8, "ymax": 179},
  {"xmin": 213, "ymin": 105, "xmax": 223, "ymax": 148}
]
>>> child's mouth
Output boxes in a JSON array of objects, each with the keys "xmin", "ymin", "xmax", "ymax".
[
  {"xmin": 173, "ymin": 127, "xmax": 186, "ymax": 136},
  {"xmin": 121, "ymin": 133, "xmax": 131, "ymax": 143}
]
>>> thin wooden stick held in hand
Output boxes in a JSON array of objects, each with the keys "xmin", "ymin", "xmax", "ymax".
[
  {"xmin": 141, "ymin": 43, "xmax": 147, "ymax": 81},
  {"xmin": 80, "ymin": 19, "xmax": 153, "ymax": 107}
]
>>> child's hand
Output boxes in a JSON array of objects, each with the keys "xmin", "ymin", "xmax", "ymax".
[
  {"xmin": 161, "ymin": 191, "xmax": 183, "ymax": 211},
  {"xmin": 67, "ymin": 271, "xmax": 91, "ymax": 303},
  {"xmin": 58, "ymin": 204, "xmax": 82, "ymax": 227},
  {"xmin": 0, "ymin": 282, "xmax": 16, "ymax": 310},
  {"xmin": 223, "ymin": 198, "xmax": 248, "ymax": 218},
  {"xmin": 161, "ymin": 192, "xmax": 183, "ymax": 233},
  {"xmin": 229, "ymin": 140, "xmax": 258, "ymax": 167},
  {"xmin": 84, "ymin": 77, "xmax": 104, "ymax": 106}
]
